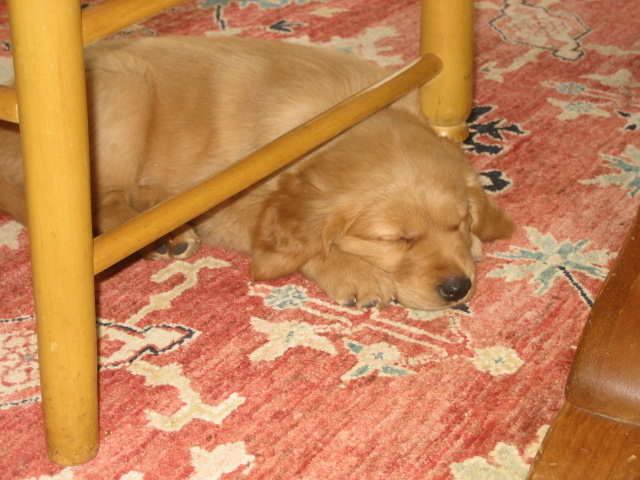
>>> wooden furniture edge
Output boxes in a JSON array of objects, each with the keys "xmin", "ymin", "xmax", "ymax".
[
  {"xmin": 528, "ymin": 206, "xmax": 640, "ymax": 478},
  {"xmin": 567, "ymin": 207, "xmax": 640, "ymax": 422},
  {"xmin": 527, "ymin": 403, "xmax": 640, "ymax": 479}
]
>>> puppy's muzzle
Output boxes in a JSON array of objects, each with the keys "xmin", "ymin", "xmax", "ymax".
[{"xmin": 437, "ymin": 276, "xmax": 472, "ymax": 303}]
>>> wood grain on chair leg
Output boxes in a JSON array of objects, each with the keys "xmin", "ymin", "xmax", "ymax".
[
  {"xmin": 528, "ymin": 403, "xmax": 640, "ymax": 480},
  {"xmin": 419, "ymin": 0, "xmax": 474, "ymax": 142},
  {"xmin": 527, "ymin": 208, "xmax": 640, "ymax": 479},
  {"xmin": 8, "ymin": 0, "xmax": 99, "ymax": 465}
]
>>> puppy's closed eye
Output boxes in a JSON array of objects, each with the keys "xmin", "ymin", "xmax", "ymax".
[{"xmin": 368, "ymin": 231, "xmax": 420, "ymax": 248}]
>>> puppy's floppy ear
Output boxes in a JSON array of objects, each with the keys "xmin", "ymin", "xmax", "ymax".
[
  {"xmin": 467, "ymin": 180, "xmax": 516, "ymax": 242},
  {"xmin": 251, "ymin": 172, "xmax": 343, "ymax": 281}
]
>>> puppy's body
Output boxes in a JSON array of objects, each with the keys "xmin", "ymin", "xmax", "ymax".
[{"xmin": 0, "ymin": 36, "xmax": 515, "ymax": 310}]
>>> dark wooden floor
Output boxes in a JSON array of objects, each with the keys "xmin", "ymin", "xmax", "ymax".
[{"xmin": 527, "ymin": 208, "xmax": 640, "ymax": 479}]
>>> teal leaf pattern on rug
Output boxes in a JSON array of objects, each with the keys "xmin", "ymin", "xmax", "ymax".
[
  {"xmin": 249, "ymin": 318, "xmax": 337, "ymax": 362},
  {"xmin": 341, "ymin": 340, "xmax": 415, "ymax": 382},
  {"xmin": 264, "ymin": 285, "xmax": 308, "ymax": 309},
  {"xmin": 580, "ymin": 144, "xmax": 640, "ymax": 197},
  {"xmin": 489, "ymin": 227, "xmax": 612, "ymax": 306}
]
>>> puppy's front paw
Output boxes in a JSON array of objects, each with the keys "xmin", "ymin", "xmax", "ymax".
[
  {"xmin": 336, "ymin": 265, "xmax": 396, "ymax": 309},
  {"xmin": 301, "ymin": 250, "xmax": 396, "ymax": 309},
  {"xmin": 145, "ymin": 224, "xmax": 201, "ymax": 260}
]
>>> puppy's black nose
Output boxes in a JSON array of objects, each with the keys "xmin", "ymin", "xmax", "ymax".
[{"xmin": 437, "ymin": 276, "xmax": 472, "ymax": 302}]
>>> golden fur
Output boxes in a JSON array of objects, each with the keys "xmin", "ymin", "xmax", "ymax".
[{"xmin": 0, "ymin": 36, "xmax": 515, "ymax": 310}]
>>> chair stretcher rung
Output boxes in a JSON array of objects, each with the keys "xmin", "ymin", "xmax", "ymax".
[
  {"xmin": 0, "ymin": 85, "xmax": 18, "ymax": 123},
  {"xmin": 93, "ymin": 53, "xmax": 443, "ymax": 274},
  {"xmin": 82, "ymin": 0, "xmax": 187, "ymax": 44}
]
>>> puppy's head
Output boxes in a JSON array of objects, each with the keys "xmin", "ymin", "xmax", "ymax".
[{"xmin": 251, "ymin": 111, "xmax": 515, "ymax": 310}]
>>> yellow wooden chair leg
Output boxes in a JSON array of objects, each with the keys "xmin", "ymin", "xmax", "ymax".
[
  {"xmin": 8, "ymin": 0, "xmax": 99, "ymax": 465},
  {"xmin": 419, "ymin": 0, "xmax": 474, "ymax": 142}
]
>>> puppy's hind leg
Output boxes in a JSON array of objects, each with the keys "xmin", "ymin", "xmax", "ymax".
[
  {"xmin": 93, "ymin": 188, "xmax": 198, "ymax": 260},
  {"xmin": 147, "ymin": 223, "xmax": 201, "ymax": 260},
  {"xmin": 129, "ymin": 184, "xmax": 201, "ymax": 260}
]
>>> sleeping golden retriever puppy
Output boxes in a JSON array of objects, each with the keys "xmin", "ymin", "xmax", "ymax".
[{"xmin": 0, "ymin": 36, "xmax": 515, "ymax": 310}]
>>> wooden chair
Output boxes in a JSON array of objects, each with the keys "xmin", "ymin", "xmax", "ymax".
[
  {"xmin": 526, "ymin": 206, "xmax": 640, "ymax": 479},
  {"xmin": 2, "ymin": 0, "xmax": 473, "ymax": 465}
]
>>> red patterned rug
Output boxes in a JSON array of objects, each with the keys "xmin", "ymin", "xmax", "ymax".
[{"xmin": 1, "ymin": 1, "xmax": 639, "ymax": 479}]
